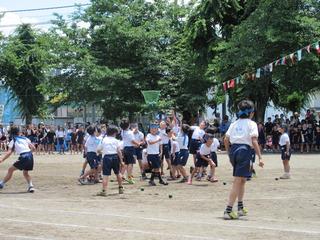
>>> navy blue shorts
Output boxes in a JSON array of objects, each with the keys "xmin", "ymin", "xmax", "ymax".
[
  {"xmin": 280, "ymin": 145, "xmax": 291, "ymax": 160},
  {"xmin": 103, "ymin": 154, "xmax": 120, "ymax": 176},
  {"xmin": 13, "ymin": 152, "xmax": 34, "ymax": 171},
  {"xmin": 171, "ymin": 152, "xmax": 180, "ymax": 166},
  {"xmin": 195, "ymin": 153, "xmax": 209, "ymax": 168},
  {"xmin": 161, "ymin": 144, "xmax": 170, "ymax": 160},
  {"xmin": 134, "ymin": 148, "xmax": 143, "ymax": 160},
  {"xmin": 147, "ymin": 154, "xmax": 161, "ymax": 169},
  {"xmin": 229, "ymin": 144, "xmax": 253, "ymax": 178},
  {"xmin": 210, "ymin": 152, "xmax": 218, "ymax": 167},
  {"xmin": 86, "ymin": 152, "xmax": 99, "ymax": 169},
  {"xmin": 124, "ymin": 146, "xmax": 136, "ymax": 165},
  {"xmin": 179, "ymin": 149, "xmax": 189, "ymax": 166},
  {"xmin": 189, "ymin": 139, "xmax": 201, "ymax": 154},
  {"xmin": 58, "ymin": 138, "xmax": 64, "ymax": 146}
]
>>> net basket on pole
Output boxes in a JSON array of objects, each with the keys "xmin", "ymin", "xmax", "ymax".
[{"xmin": 141, "ymin": 90, "xmax": 161, "ymax": 107}]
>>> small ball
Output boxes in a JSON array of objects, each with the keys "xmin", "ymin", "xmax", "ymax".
[
  {"xmin": 275, "ymin": 178, "xmax": 279, "ymax": 181},
  {"xmin": 140, "ymin": 188, "xmax": 144, "ymax": 191},
  {"xmin": 223, "ymin": 182, "xmax": 227, "ymax": 185},
  {"xmin": 169, "ymin": 194, "xmax": 173, "ymax": 199}
]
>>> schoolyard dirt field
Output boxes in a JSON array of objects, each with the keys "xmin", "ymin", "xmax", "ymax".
[{"xmin": 0, "ymin": 152, "xmax": 319, "ymax": 240}]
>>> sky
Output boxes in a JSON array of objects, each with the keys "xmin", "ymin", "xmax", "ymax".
[{"xmin": 0, "ymin": 0, "xmax": 91, "ymax": 35}]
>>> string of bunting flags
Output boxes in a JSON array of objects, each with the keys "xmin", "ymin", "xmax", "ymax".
[{"xmin": 222, "ymin": 40, "xmax": 320, "ymax": 92}]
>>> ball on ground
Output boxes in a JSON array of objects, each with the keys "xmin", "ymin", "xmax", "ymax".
[
  {"xmin": 140, "ymin": 188, "xmax": 144, "ymax": 191},
  {"xmin": 223, "ymin": 182, "xmax": 227, "ymax": 185},
  {"xmin": 169, "ymin": 194, "xmax": 173, "ymax": 199},
  {"xmin": 275, "ymin": 178, "xmax": 279, "ymax": 181}
]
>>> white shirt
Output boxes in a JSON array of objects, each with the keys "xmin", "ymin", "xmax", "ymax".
[
  {"xmin": 171, "ymin": 140, "xmax": 180, "ymax": 154},
  {"xmin": 146, "ymin": 133, "xmax": 161, "ymax": 154},
  {"xmin": 133, "ymin": 131, "xmax": 144, "ymax": 145},
  {"xmin": 98, "ymin": 136, "xmax": 120, "ymax": 156},
  {"xmin": 191, "ymin": 126, "xmax": 205, "ymax": 140},
  {"xmin": 177, "ymin": 132, "xmax": 189, "ymax": 150},
  {"xmin": 199, "ymin": 143, "xmax": 211, "ymax": 156},
  {"xmin": 85, "ymin": 135, "xmax": 102, "ymax": 152},
  {"xmin": 225, "ymin": 119, "xmax": 258, "ymax": 147},
  {"xmin": 172, "ymin": 124, "xmax": 180, "ymax": 135},
  {"xmin": 8, "ymin": 136, "xmax": 31, "ymax": 155},
  {"xmin": 159, "ymin": 129, "xmax": 170, "ymax": 144},
  {"xmin": 56, "ymin": 130, "xmax": 65, "ymax": 138},
  {"xmin": 279, "ymin": 133, "xmax": 290, "ymax": 146},
  {"xmin": 211, "ymin": 138, "xmax": 220, "ymax": 152},
  {"xmin": 121, "ymin": 130, "xmax": 135, "ymax": 147}
]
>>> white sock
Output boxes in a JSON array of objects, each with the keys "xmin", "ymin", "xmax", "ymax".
[{"xmin": 28, "ymin": 181, "xmax": 33, "ymax": 187}]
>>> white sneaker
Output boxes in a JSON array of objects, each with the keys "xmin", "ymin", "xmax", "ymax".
[
  {"xmin": 280, "ymin": 173, "xmax": 291, "ymax": 179},
  {"xmin": 28, "ymin": 186, "xmax": 35, "ymax": 193}
]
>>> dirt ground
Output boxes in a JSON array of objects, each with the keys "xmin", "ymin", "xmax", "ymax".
[{"xmin": 0, "ymin": 152, "xmax": 319, "ymax": 240}]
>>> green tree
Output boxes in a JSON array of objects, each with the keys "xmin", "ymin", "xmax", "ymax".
[
  {"xmin": 212, "ymin": 0, "xmax": 320, "ymax": 121},
  {"xmin": 0, "ymin": 24, "xmax": 47, "ymax": 124}
]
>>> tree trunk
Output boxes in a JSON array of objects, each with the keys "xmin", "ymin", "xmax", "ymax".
[
  {"xmin": 25, "ymin": 114, "xmax": 32, "ymax": 125},
  {"xmin": 255, "ymin": 100, "xmax": 267, "ymax": 123},
  {"xmin": 254, "ymin": 76, "xmax": 272, "ymax": 123}
]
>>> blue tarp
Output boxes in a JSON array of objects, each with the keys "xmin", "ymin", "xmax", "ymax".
[{"xmin": 0, "ymin": 86, "xmax": 20, "ymax": 124}]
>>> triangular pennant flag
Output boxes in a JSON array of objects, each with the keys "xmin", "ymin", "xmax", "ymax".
[
  {"xmin": 275, "ymin": 59, "xmax": 281, "ymax": 66},
  {"xmin": 256, "ymin": 68, "xmax": 261, "ymax": 78},
  {"xmin": 223, "ymin": 82, "xmax": 227, "ymax": 91},
  {"xmin": 297, "ymin": 49, "xmax": 302, "ymax": 61},
  {"xmin": 252, "ymin": 73, "xmax": 256, "ymax": 80},
  {"xmin": 306, "ymin": 45, "xmax": 311, "ymax": 53},
  {"xmin": 281, "ymin": 56, "xmax": 286, "ymax": 65},
  {"xmin": 228, "ymin": 79, "xmax": 235, "ymax": 89},
  {"xmin": 289, "ymin": 53, "xmax": 295, "ymax": 64},
  {"xmin": 236, "ymin": 77, "xmax": 240, "ymax": 84},
  {"xmin": 269, "ymin": 63, "xmax": 273, "ymax": 72}
]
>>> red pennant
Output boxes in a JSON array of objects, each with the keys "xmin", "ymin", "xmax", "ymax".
[
  {"xmin": 223, "ymin": 82, "xmax": 227, "ymax": 91},
  {"xmin": 275, "ymin": 59, "xmax": 281, "ymax": 66},
  {"xmin": 281, "ymin": 57, "xmax": 286, "ymax": 65},
  {"xmin": 228, "ymin": 79, "xmax": 235, "ymax": 89}
]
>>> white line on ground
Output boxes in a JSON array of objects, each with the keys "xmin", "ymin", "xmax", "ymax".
[
  {"xmin": 0, "ymin": 204, "xmax": 319, "ymax": 235},
  {"xmin": 0, "ymin": 232, "xmax": 54, "ymax": 240},
  {"xmin": 0, "ymin": 218, "xmax": 223, "ymax": 240}
]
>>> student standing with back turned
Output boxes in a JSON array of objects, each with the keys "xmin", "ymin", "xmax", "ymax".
[{"xmin": 223, "ymin": 100, "xmax": 264, "ymax": 220}]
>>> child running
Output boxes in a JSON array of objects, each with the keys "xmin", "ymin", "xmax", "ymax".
[
  {"xmin": 278, "ymin": 125, "xmax": 291, "ymax": 179},
  {"xmin": 78, "ymin": 126, "xmax": 102, "ymax": 184},
  {"xmin": 0, "ymin": 125, "xmax": 36, "ymax": 192},
  {"xmin": 223, "ymin": 100, "xmax": 264, "ymax": 220},
  {"xmin": 96, "ymin": 125, "xmax": 124, "ymax": 196},
  {"xmin": 146, "ymin": 123, "xmax": 168, "ymax": 186}
]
